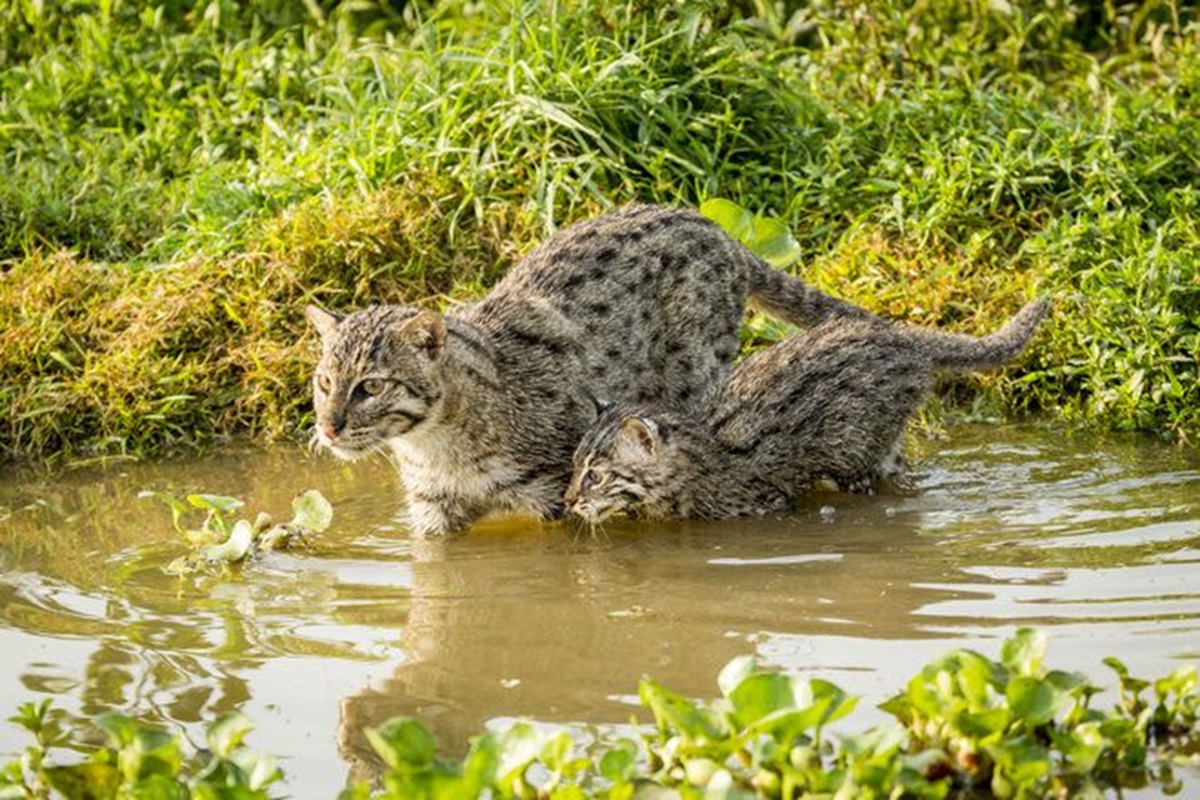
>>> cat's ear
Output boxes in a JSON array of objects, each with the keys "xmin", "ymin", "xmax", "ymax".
[
  {"xmin": 305, "ymin": 305, "xmax": 342, "ymax": 339},
  {"xmin": 394, "ymin": 311, "xmax": 447, "ymax": 361},
  {"xmin": 617, "ymin": 415, "xmax": 662, "ymax": 458},
  {"xmin": 591, "ymin": 395, "xmax": 616, "ymax": 418}
]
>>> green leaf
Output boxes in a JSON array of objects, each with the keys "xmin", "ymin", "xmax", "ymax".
[
  {"xmin": 199, "ymin": 519, "xmax": 254, "ymax": 563},
  {"xmin": 1050, "ymin": 722, "xmax": 1105, "ymax": 772},
  {"xmin": 186, "ymin": 494, "xmax": 245, "ymax": 514},
  {"xmin": 139, "ymin": 491, "xmax": 191, "ymax": 533},
  {"xmin": 986, "ymin": 735, "xmax": 1050, "ymax": 790},
  {"xmin": 1007, "ymin": 676, "xmax": 1058, "ymax": 727},
  {"xmin": 1001, "ymin": 628, "xmax": 1047, "ymax": 677},
  {"xmin": 289, "ymin": 490, "xmax": 333, "ymax": 532},
  {"xmin": 129, "ymin": 773, "xmax": 188, "ymax": 799},
  {"xmin": 365, "ymin": 717, "xmax": 437, "ymax": 771},
  {"xmin": 728, "ymin": 672, "xmax": 803, "ymax": 727},
  {"xmin": 207, "ymin": 713, "xmax": 254, "ymax": 759},
  {"xmin": 94, "ymin": 712, "xmax": 141, "ymax": 748},
  {"xmin": 43, "ymin": 763, "xmax": 122, "ymax": 800},
  {"xmin": 747, "ymin": 217, "xmax": 801, "ymax": 267},
  {"xmin": 598, "ymin": 739, "xmax": 638, "ymax": 783},
  {"xmin": 492, "ymin": 723, "xmax": 543, "ymax": 787},
  {"xmin": 638, "ymin": 679, "xmax": 727, "ymax": 742},
  {"xmin": 699, "ymin": 198, "xmax": 753, "ymax": 244},
  {"xmin": 717, "ymin": 656, "xmax": 757, "ymax": 699}
]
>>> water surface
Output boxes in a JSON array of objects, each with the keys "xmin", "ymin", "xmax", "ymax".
[{"xmin": 1, "ymin": 424, "xmax": 1198, "ymax": 795}]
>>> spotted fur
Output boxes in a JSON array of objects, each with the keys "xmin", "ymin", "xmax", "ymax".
[
  {"xmin": 307, "ymin": 204, "xmax": 880, "ymax": 535},
  {"xmin": 565, "ymin": 299, "xmax": 1049, "ymax": 522}
]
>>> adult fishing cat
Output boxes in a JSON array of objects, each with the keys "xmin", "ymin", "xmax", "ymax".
[
  {"xmin": 564, "ymin": 298, "xmax": 1049, "ymax": 522},
  {"xmin": 306, "ymin": 204, "xmax": 879, "ymax": 535}
]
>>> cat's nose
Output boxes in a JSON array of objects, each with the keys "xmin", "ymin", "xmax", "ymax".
[{"xmin": 320, "ymin": 416, "xmax": 345, "ymax": 441}]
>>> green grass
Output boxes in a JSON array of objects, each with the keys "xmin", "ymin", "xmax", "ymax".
[{"xmin": 1, "ymin": 0, "xmax": 1198, "ymax": 461}]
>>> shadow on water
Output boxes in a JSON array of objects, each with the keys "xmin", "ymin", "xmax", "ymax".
[{"xmin": 1, "ymin": 423, "xmax": 1198, "ymax": 795}]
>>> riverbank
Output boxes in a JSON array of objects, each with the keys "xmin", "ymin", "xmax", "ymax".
[{"xmin": 2, "ymin": 0, "xmax": 1196, "ymax": 462}]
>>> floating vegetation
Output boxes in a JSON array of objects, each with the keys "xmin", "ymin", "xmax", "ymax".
[
  {"xmin": 139, "ymin": 488, "xmax": 333, "ymax": 574},
  {"xmin": 3, "ymin": 630, "xmax": 1195, "ymax": 798}
]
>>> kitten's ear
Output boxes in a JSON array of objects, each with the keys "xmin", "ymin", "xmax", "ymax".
[
  {"xmin": 591, "ymin": 395, "xmax": 615, "ymax": 418},
  {"xmin": 305, "ymin": 305, "xmax": 342, "ymax": 339},
  {"xmin": 617, "ymin": 415, "xmax": 662, "ymax": 458},
  {"xmin": 394, "ymin": 311, "xmax": 447, "ymax": 361}
]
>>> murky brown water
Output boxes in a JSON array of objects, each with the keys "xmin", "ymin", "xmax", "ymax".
[{"xmin": 1, "ymin": 424, "xmax": 1198, "ymax": 796}]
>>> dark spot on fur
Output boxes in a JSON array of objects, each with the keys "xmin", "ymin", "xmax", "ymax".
[{"xmin": 595, "ymin": 247, "xmax": 617, "ymax": 263}]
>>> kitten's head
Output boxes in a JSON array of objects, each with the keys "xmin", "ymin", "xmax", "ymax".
[
  {"xmin": 564, "ymin": 405, "xmax": 687, "ymax": 523},
  {"xmin": 306, "ymin": 304, "xmax": 447, "ymax": 460}
]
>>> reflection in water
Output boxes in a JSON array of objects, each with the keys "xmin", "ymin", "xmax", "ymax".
[{"xmin": 1, "ymin": 425, "xmax": 1198, "ymax": 796}]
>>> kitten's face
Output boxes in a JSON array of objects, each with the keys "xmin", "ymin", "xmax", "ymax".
[
  {"xmin": 565, "ymin": 410, "xmax": 669, "ymax": 523},
  {"xmin": 307, "ymin": 306, "xmax": 447, "ymax": 461}
]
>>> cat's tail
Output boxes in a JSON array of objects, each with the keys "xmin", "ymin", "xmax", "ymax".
[
  {"xmin": 918, "ymin": 297, "xmax": 1050, "ymax": 372},
  {"xmin": 740, "ymin": 247, "xmax": 880, "ymax": 326}
]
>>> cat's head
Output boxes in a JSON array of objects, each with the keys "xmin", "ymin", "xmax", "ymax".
[
  {"xmin": 306, "ymin": 304, "xmax": 447, "ymax": 460},
  {"xmin": 565, "ymin": 405, "xmax": 685, "ymax": 523}
]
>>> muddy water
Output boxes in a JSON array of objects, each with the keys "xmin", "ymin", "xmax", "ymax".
[{"xmin": 1, "ymin": 424, "xmax": 1198, "ymax": 796}]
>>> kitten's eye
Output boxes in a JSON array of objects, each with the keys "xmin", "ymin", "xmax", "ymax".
[
  {"xmin": 359, "ymin": 378, "xmax": 387, "ymax": 396},
  {"xmin": 316, "ymin": 374, "xmax": 331, "ymax": 394},
  {"xmin": 580, "ymin": 470, "xmax": 599, "ymax": 492}
]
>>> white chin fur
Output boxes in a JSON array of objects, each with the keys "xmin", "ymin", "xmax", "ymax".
[{"xmin": 316, "ymin": 436, "xmax": 371, "ymax": 462}]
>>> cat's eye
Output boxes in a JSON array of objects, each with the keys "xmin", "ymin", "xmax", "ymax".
[
  {"xmin": 580, "ymin": 471, "xmax": 599, "ymax": 492},
  {"xmin": 359, "ymin": 378, "xmax": 388, "ymax": 396},
  {"xmin": 316, "ymin": 374, "xmax": 331, "ymax": 394}
]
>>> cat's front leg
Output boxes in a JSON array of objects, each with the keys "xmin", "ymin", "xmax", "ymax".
[{"xmin": 403, "ymin": 496, "xmax": 482, "ymax": 537}]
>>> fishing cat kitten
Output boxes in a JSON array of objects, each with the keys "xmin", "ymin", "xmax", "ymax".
[
  {"xmin": 565, "ymin": 298, "xmax": 1049, "ymax": 522},
  {"xmin": 306, "ymin": 204, "xmax": 880, "ymax": 535}
]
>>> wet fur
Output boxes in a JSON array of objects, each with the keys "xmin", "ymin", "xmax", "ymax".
[
  {"xmin": 307, "ymin": 204, "xmax": 879, "ymax": 535},
  {"xmin": 565, "ymin": 299, "xmax": 1049, "ymax": 522}
]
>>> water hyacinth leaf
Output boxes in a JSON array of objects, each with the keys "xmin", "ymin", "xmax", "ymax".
[
  {"xmin": 699, "ymin": 198, "xmax": 753, "ymax": 244},
  {"xmin": 124, "ymin": 773, "xmax": 186, "ymax": 800},
  {"xmin": 186, "ymin": 494, "xmax": 245, "ymax": 514},
  {"xmin": 139, "ymin": 490, "xmax": 191, "ymax": 533},
  {"xmin": 207, "ymin": 712, "xmax": 254, "ymax": 759},
  {"xmin": 598, "ymin": 739, "xmax": 638, "ymax": 783},
  {"xmin": 231, "ymin": 749, "xmax": 283, "ymax": 791},
  {"xmin": 717, "ymin": 655, "xmax": 757, "ymax": 699},
  {"xmin": 492, "ymin": 723, "xmax": 544, "ymax": 787},
  {"xmin": 289, "ymin": 489, "xmax": 333, "ymax": 532},
  {"xmin": 1154, "ymin": 665, "xmax": 1197, "ymax": 701},
  {"xmin": 748, "ymin": 217, "xmax": 802, "ymax": 268},
  {"xmin": 365, "ymin": 717, "xmax": 437, "ymax": 771},
  {"xmin": 93, "ymin": 712, "xmax": 141, "ymax": 748},
  {"xmin": 809, "ymin": 678, "xmax": 857, "ymax": 727},
  {"xmin": 638, "ymin": 679, "xmax": 726, "ymax": 742},
  {"xmin": 728, "ymin": 672, "xmax": 804, "ymax": 727},
  {"xmin": 1001, "ymin": 628, "xmax": 1047, "ymax": 677},
  {"xmin": 43, "ymin": 764, "xmax": 122, "ymax": 800},
  {"xmin": 958, "ymin": 708, "xmax": 1010, "ymax": 737},
  {"xmin": 1051, "ymin": 722, "xmax": 1105, "ymax": 772},
  {"xmin": 986, "ymin": 735, "xmax": 1051, "ymax": 790},
  {"xmin": 199, "ymin": 519, "xmax": 254, "ymax": 562},
  {"xmin": 1007, "ymin": 676, "xmax": 1058, "ymax": 727}
]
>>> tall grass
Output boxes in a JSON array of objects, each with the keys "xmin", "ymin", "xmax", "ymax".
[{"xmin": 1, "ymin": 0, "xmax": 1197, "ymax": 460}]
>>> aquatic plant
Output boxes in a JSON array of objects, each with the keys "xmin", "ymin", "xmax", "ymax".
[
  {"xmin": 4, "ymin": 630, "xmax": 1195, "ymax": 798},
  {"xmin": 0, "ymin": 701, "xmax": 280, "ymax": 799},
  {"xmin": 140, "ymin": 488, "xmax": 333, "ymax": 573}
]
